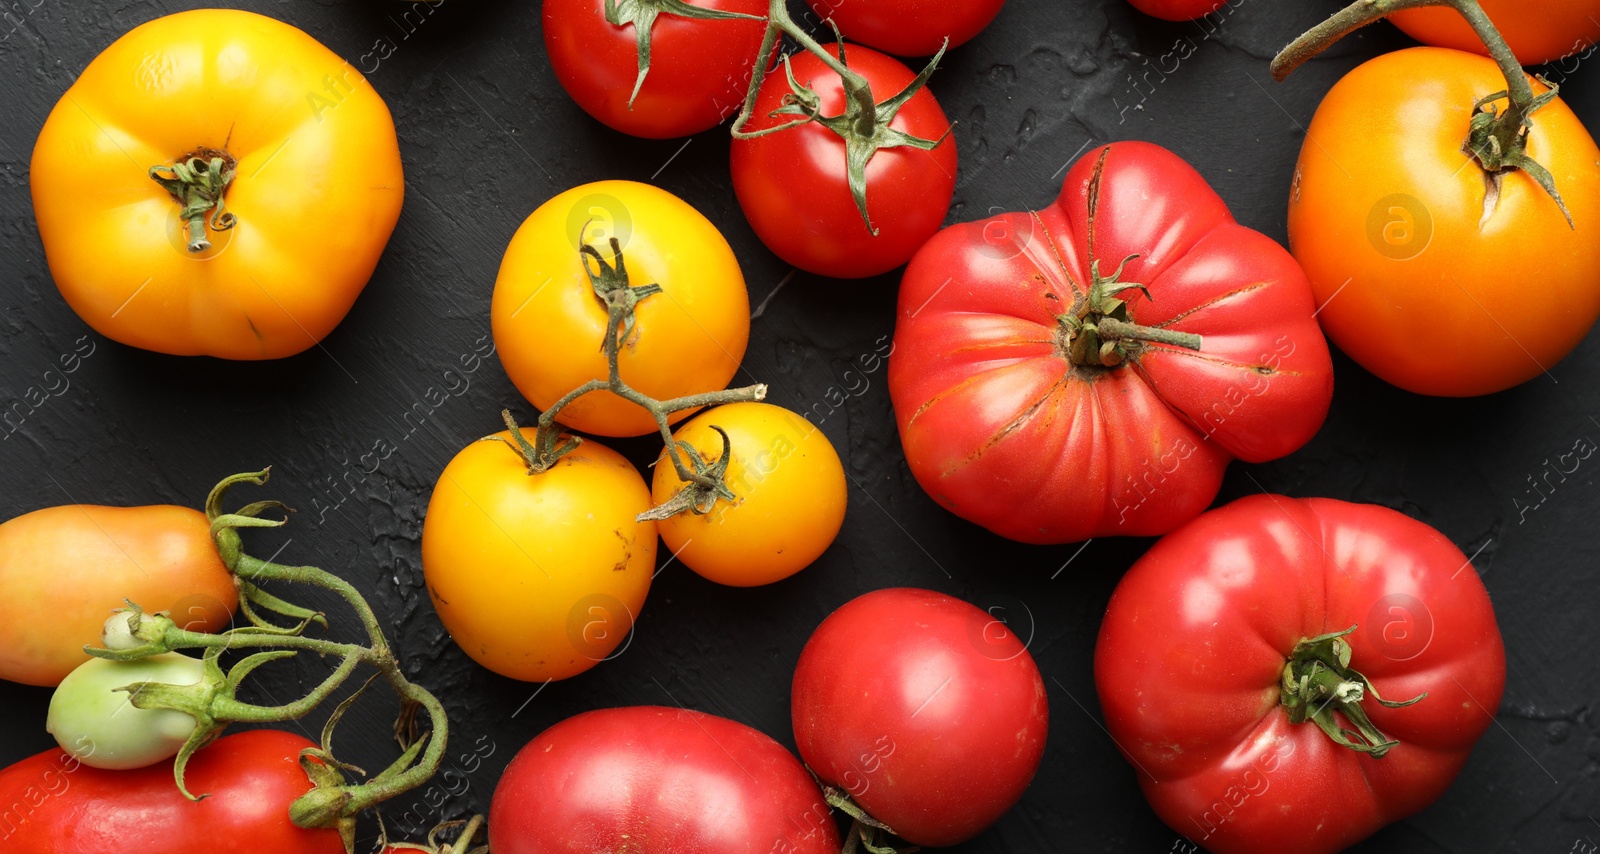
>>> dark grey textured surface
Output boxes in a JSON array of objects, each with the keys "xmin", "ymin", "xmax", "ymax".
[{"xmin": 2, "ymin": 1, "xmax": 1598, "ymax": 851}]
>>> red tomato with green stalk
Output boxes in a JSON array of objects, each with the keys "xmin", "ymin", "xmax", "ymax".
[
  {"xmin": 791, "ymin": 588, "xmax": 1048, "ymax": 849},
  {"xmin": 804, "ymin": 0, "xmax": 1006, "ymax": 56},
  {"xmin": 889, "ymin": 141, "xmax": 1333, "ymax": 545},
  {"xmin": 1095, "ymin": 496, "xmax": 1506, "ymax": 854},
  {"xmin": 730, "ymin": 14, "xmax": 956, "ymax": 279},
  {"xmin": 543, "ymin": 0, "xmax": 767, "ymax": 139}
]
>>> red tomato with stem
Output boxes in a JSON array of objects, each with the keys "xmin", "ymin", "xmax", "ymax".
[
  {"xmin": 0, "ymin": 730, "xmax": 344, "ymax": 853},
  {"xmin": 1095, "ymin": 496, "xmax": 1506, "ymax": 854},
  {"xmin": 1128, "ymin": 0, "xmax": 1227, "ymax": 22},
  {"xmin": 730, "ymin": 44, "xmax": 957, "ymax": 279},
  {"xmin": 489, "ymin": 706, "xmax": 838, "ymax": 854},
  {"xmin": 889, "ymin": 141, "xmax": 1333, "ymax": 545},
  {"xmin": 543, "ymin": 0, "xmax": 767, "ymax": 139},
  {"xmin": 804, "ymin": 0, "xmax": 1006, "ymax": 56},
  {"xmin": 791, "ymin": 588, "xmax": 1048, "ymax": 848}
]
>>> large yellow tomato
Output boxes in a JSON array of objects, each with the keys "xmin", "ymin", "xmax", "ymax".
[
  {"xmin": 30, "ymin": 9, "xmax": 403, "ymax": 359},
  {"xmin": 652, "ymin": 403, "xmax": 846, "ymax": 587},
  {"xmin": 0, "ymin": 505, "xmax": 237, "ymax": 687},
  {"xmin": 1288, "ymin": 48, "xmax": 1600, "ymax": 397},
  {"xmin": 491, "ymin": 181, "xmax": 750, "ymax": 437},
  {"xmin": 422, "ymin": 430, "xmax": 657, "ymax": 682}
]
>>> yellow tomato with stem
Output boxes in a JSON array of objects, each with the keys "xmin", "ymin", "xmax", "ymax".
[
  {"xmin": 422, "ymin": 428, "xmax": 657, "ymax": 683},
  {"xmin": 652, "ymin": 403, "xmax": 846, "ymax": 587},
  {"xmin": 491, "ymin": 180, "xmax": 750, "ymax": 437},
  {"xmin": 30, "ymin": 9, "xmax": 403, "ymax": 359}
]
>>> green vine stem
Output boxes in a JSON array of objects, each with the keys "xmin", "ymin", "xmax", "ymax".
[
  {"xmin": 382, "ymin": 815, "xmax": 490, "ymax": 854},
  {"xmin": 1271, "ymin": 0, "xmax": 1572, "ymax": 226},
  {"xmin": 1278, "ymin": 626, "xmax": 1426, "ymax": 757},
  {"xmin": 824, "ymin": 785, "xmax": 919, "ymax": 854},
  {"xmin": 85, "ymin": 469, "xmax": 451, "ymax": 853},
  {"xmin": 491, "ymin": 237, "xmax": 766, "ymax": 523},
  {"xmin": 149, "ymin": 147, "xmax": 238, "ymax": 252}
]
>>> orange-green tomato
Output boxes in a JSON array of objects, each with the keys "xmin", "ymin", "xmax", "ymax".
[
  {"xmin": 652, "ymin": 403, "xmax": 846, "ymax": 587},
  {"xmin": 1288, "ymin": 48, "xmax": 1600, "ymax": 397},
  {"xmin": 0, "ymin": 505, "xmax": 238, "ymax": 687},
  {"xmin": 422, "ymin": 430, "xmax": 657, "ymax": 682},
  {"xmin": 490, "ymin": 180, "xmax": 751, "ymax": 437},
  {"xmin": 1389, "ymin": 0, "xmax": 1600, "ymax": 66},
  {"xmin": 30, "ymin": 9, "xmax": 404, "ymax": 359}
]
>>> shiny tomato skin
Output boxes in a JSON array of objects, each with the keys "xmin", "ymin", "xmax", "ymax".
[
  {"xmin": 0, "ymin": 730, "xmax": 345, "ymax": 853},
  {"xmin": 0, "ymin": 504, "xmax": 237, "ymax": 687},
  {"xmin": 1389, "ymin": 0, "xmax": 1600, "ymax": 65},
  {"xmin": 1127, "ymin": 0, "xmax": 1226, "ymax": 22},
  {"xmin": 543, "ymin": 0, "xmax": 767, "ymax": 138},
  {"xmin": 1095, "ymin": 496, "xmax": 1506, "ymax": 854},
  {"xmin": 489, "ymin": 706, "xmax": 838, "ymax": 854},
  {"xmin": 30, "ymin": 10, "xmax": 403, "ymax": 359},
  {"xmin": 891, "ymin": 141, "xmax": 1333, "ymax": 545},
  {"xmin": 730, "ymin": 46, "xmax": 956, "ymax": 279},
  {"xmin": 1289, "ymin": 48, "xmax": 1600, "ymax": 396},
  {"xmin": 791, "ymin": 588, "xmax": 1048, "ymax": 847},
  {"xmin": 805, "ymin": 0, "xmax": 1005, "ymax": 56}
]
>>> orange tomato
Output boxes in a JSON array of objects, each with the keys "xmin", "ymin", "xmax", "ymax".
[
  {"xmin": 30, "ymin": 9, "xmax": 404, "ymax": 359},
  {"xmin": 1288, "ymin": 47, "xmax": 1600, "ymax": 397},
  {"xmin": 1389, "ymin": 0, "xmax": 1600, "ymax": 65},
  {"xmin": 422, "ymin": 430, "xmax": 657, "ymax": 682},
  {"xmin": 0, "ymin": 505, "xmax": 237, "ymax": 687},
  {"xmin": 491, "ymin": 181, "xmax": 750, "ymax": 437},
  {"xmin": 651, "ymin": 403, "xmax": 846, "ymax": 587}
]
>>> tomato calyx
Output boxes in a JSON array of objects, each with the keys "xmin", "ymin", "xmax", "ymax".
[
  {"xmin": 637, "ymin": 427, "xmax": 738, "ymax": 521},
  {"xmin": 1272, "ymin": 0, "xmax": 1574, "ymax": 227},
  {"xmin": 604, "ymin": 0, "xmax": 765, "ymax": 110},
  {"xmin": 149, "ymin": 147, "xmax": 238, "ymax": 253},
  {"xmin": 381, "ymin": 815, "xmax": 490, "ymax": 854},
  {"xmin": 1279, "ymin": 625, "xmax": 1427, "ymax": 757},
  {"xmin": 731, "ymin": 2, "xmax": 952, "ymax": 233},
  {"xmin": 821, "ymin": 784, "xmax": 920, "ymax": 854}
]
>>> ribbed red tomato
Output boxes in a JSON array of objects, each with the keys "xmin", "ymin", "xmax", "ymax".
[
  {"xmin": 489, "ymin": 706, "xmax": 838, "ymax": 854},
  {"xmin": 0, "ymin": 730, "xmax": 343, "ymax": 853},
  {"xmin": 1095, "ymin": 496, "xmax": 1506, "ymax": 854},
  {"xmin": 889, "ymin": 141, "xmax": 1333, "ymax": 545}
]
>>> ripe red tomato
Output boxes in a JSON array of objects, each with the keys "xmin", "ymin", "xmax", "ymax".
[
  {"xmin": 1389, "ymin": 0, "xmax": 1600, "ymax": 65},
  {"xmin": 730, "ymin": 45, "xmax": 956, "ymax": 279},
  {"xmin": 1128, "ymin": 0, "xmax": 1226, "ymax": 22},
  {"xmin": 1095, "ymin": 496, "xmax": 1506, "ymax": 854},
  {"xmin": 0, "ymin": 730, "xmax": 344, "ymax": 852},
  {"xmin": 791, "ymin": 588, "xmax": 1047, "ymax": 847},
  {"xmin": 489, "ymin": 706, "xmax": 838, "ymax": 854},
  {"xmin": 804, "ymin": 0, "xmax": 1006, "ymax": 56},
  {"xmin": 543, "ymin": 0, "xmax": 767, "ymax": 139},
  {"xmin": 889, "ymin": 142, "xmax": 1333, "ymax": 545}
]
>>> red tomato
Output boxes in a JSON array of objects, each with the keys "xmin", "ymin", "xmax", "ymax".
[
  {"xmin": 805, "ymin": 0, "xmax": 1005, "ymax": 56},
  {"xmin": 489, "ymin": 706, "xmax": 837, "ymax": 854},
  {"xmin": 791, "ymin": 588, "xmax": 1048, "ymax": 847},
  {"xmin": 1095, "ymin": 496, "xmax": 1506, "ymax": 854},
  {"xmin": 543, "ymin": 0, "xmax": 767, "ymax": 139},
  {"xmin": 730, "ymin": 45, "xmax": 957, "ymax": 279},
  {"xmin": 1128, "ymin": 0, "xmax": 1226, "ymax": 22},
  {"xmin": 0, "ymin": 730, "xmax": 344, "ymax": 853},
  {"xmin": 1389, "ymin": 0, "xmax": 1600, "ymax": 65},
  {"xmin": 889, "ymin": 142, "xmax": 1333, "ymax": 545}
]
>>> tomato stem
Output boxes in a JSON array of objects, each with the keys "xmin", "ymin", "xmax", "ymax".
[
  {"xmin": 1278, "ymin": 625, "xmax": 1427, "ymax": 757},
  {"xmin": 602, "ymin": 0, "xmax": 765, "ymax": 110},
  {"xmin": 493, "ymin": 238, "xmax": 767, "ymax": 522},
  {"xmin": 149, "ymin": 148, "xmax": 238, "ymax": 253},
  {"xmin": 1271, "ymin": 0, "xmax": 1573, "ymax": 226}
]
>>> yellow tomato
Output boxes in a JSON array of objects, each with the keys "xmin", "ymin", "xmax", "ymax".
[
  {"xmin": 30, "ymin": 9, "xmax": 404, "ymax": 359},
  {"xmin": 422, "ymin": 430, "xmax": 657, "ymax": 682},
  {"xmin": 491, "ymin": 181, "xmax": 750, "ymax": 437},
  {"xmin": 652, "ymin": 403, "xmax": 846, "ymax": 587},
  {"xmin": 0, "ymin": 505, "xmax": 237, "ymax": 687}
]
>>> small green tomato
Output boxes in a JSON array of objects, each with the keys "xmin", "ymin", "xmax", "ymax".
[{"xmin": 46, "ymin": 652, "xmax": 204, "ymax": 769}]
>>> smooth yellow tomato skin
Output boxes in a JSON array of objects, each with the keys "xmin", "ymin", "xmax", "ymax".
[
  {"xmin": 30, "ymin": 9, "xmax": 404, "ymax": 359},
  {"xmin": 1289, "ymin": 48, "xmax": 1600, "ymax": 397},
  {"xmin": 422, "ymin": 431, "xmax": 657, "ymax": 682},
  {"xmin": 652, "ymin": 403, "xmax": 846, "ymax": 587},
  {"xmin": 0, "ymin": 505, "xmax": 238, "ymax": 687},
  {"xmin": 491, "ymin": 180, "xmax": 750, "ymax": 437}
]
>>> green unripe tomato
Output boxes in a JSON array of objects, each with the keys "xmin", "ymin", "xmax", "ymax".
[{"xmin": 46, "ymin": 652, "xmax": 203, "ymax": 769}]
